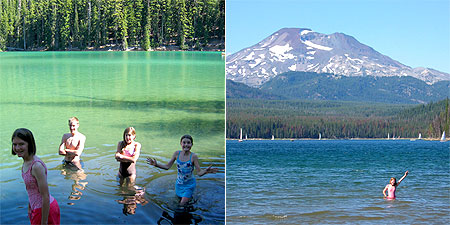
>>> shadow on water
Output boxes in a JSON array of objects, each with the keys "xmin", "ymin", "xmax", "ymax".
[
  {"xmin": 3, "ymin": 96, "xmax": 225, "ymax": 114},
  {"xmin": 114, "ymin": 180, "xmax": 214, "ymax": 225},
  {"xmin": 157, "ymin": 210, "xmax": 203, "ymax": 225},
  {"xmin": 135, "ymin": 119, "xmax": 224, "ymax": 137},
  {"xmin": 142, "ymin": 172, "xmax": 225, "ymax": 224}
]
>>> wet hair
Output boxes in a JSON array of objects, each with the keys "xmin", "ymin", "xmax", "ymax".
[
  {"xmin": 390, "ymin": 177, "xmax": 397, "ymax": 186},
  {"xmin": 180, "ymin": 134, "xmax": 193, "ymax": 144},
  {"xmin": 11, "ymin": 128, "xmax": 36, "ymax": 156},
  {"xmin": 68, "ymin": 117, "xmax": 79, "ymax": 124}
]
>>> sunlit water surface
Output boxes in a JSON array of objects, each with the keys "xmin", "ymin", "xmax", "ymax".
[
  {"xmin": 227, "ymin": 140, "xmax": 449, "ymax": 224},
  {"xmin": 0, "ymin": 51, "xmax": 225, "ymax": 224}
]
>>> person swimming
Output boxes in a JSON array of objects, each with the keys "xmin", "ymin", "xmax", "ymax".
[{"xmin": 383, "ymin": 171, "xmax": 409, "ymax": 199}]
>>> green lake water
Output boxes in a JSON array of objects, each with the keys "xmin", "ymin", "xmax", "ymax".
[{"xmin": 0, "ymin": 51, "xmax": 225, "ymax": 224}]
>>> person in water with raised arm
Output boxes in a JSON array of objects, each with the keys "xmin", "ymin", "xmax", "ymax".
[
  {"xmin": 383, "ymin": 171, "xmax": 409, "ymax": 199},
  {"xmin": 146, "ymin": 134, "xmax": 218, "ymax": 207},
  {"xmin": 12, "ymin": 128, "xmax": 60, "ymax": 225},
  {"xmin": 59, "ymin": 117, "xmax": 86, "ymax": 170},
  {"xmin": 115, "ymin": 127, "xmax": 141, "ymax": 186}
]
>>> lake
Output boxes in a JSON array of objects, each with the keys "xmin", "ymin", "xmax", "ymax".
[
  {"xmin": 0, "ymin": 51, "xmax": 225, "ymax": 224},
  {"xmin": 226, "ymin": 140, "xmax": 449, "ymax": 224}
]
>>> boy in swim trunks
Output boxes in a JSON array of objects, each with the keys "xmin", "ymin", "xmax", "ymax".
[{"xmin": 59, "ymin": 117, "xmax": 86, "ymax": 170}]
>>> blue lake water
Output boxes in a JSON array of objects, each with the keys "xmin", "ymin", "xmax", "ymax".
[{"xmin": 226, "ymin": 140, "xmax": 449, "ymax": 224}]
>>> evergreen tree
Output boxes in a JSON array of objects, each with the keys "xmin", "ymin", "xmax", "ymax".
[{"xmin": 0, "ymin": 0, "xmax": 224, "ymax": 51}]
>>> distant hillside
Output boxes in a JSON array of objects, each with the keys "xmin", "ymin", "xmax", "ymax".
[
  {"xmin": 397, "ymin": 98, "xmax": 449, "ymax": 138},
  {"xmin": 257, "ymin": 71, "xmax": 449, "ymax": 104},
  {"xmin": 227, "ymin": 71, "xmax": 449, "ymax": 104},
  {"xmin": 226, "ymin": 98, "xmax": 449, "ymax": 139},
  {"xmin": 226, "ymin": 79, "xmax": 284, "ymax": 100}
]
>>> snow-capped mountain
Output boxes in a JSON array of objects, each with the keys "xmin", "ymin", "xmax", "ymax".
[{"xmin": 226, "ymin": 28, "xmax": 450, "ymax": 87}]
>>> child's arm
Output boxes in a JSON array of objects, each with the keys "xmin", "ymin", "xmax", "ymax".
[
  {"xmin": 117, "ymin": 143, "xmax": 141, "ymax": 163},
  {"xmin": 193, "ymin": 154, "xmax": 218, "ymax": 177},
  {"xmin": 382, "ymin": 185, "xmax": 388, "ymax": 197},
  {"xmin": 59, "ymin": 134, "xmax": 68, "ymax": 155},
  {"xmin": 146, "ymin": 151, "xmax": 177, "ymax": 170},
  {"xmin": 397, "ymin": 171, "xmax": 409, "ymax": 186},
  {"xmin": 64, "ymin": 135, "xmax": 86, "ymax": 157},
  {"xmin": 115, "ymin": 141, "xmax": 125, "ymax": 162},
  {"xmin": 31, "ymin": 162, "xmax": 50, "ymax": 225}
]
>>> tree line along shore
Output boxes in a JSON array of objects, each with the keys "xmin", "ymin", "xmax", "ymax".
[
  {"xmin": 0, "ymin": 0, "xmax": 225, "ymax": 51},
  {"xmin": 226, "ymin": 98, "xmax": 450, "ymax": 140}
]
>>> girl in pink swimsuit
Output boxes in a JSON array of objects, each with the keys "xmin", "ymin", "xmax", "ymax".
[
  {"xmin": 115, "ymin": 127, "xmax": 141, "ymax": 186},
  {"xmin": 383, "ymin": 171, "xmax": 409, "ymax": 200},
  {"xmin": 12, "ymin": 128, "xmax": 60, "ymax": 225}
]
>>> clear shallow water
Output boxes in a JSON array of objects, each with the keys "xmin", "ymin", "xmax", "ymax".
[
  {"xmin": 0, "ymin": 51, "xmax": 225, "ymax": 224},
  {"xmin": 226, "ymin": 140, "xmax": 449, "ymax": 224}
]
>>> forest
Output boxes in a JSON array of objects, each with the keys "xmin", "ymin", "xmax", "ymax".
[
  {"xmin": 0, "ymin": 0, "xmax": 225, "ymax": 51},
  {"xmin": 226, "ymin": 98, "xmax": 450, "ymax": 140}
]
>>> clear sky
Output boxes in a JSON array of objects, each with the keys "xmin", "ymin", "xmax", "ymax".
[{"xmin": 226, "ymin": 0, "xmax": 450, "ymax": 73}]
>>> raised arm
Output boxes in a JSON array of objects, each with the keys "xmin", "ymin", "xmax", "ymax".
[
  {"xmin": 397, "ymin": 171, "xmax": 409, "ymax": 186},
  {"xmin": 193, "ymin": 154, "xmax": 218, "ymax": 177},
  {"xmin": 32, "ymin": 162, "xmax": 50, "ymax": 225},
  {"xmin": 146, "ymin": 151, "xmax": 178, "ymax": 170}
]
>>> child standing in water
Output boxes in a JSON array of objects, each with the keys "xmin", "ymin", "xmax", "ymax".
[
  {"xmin": 146, "ymin": 135, "xmax": 218, "ymax": 206},
  {"xmin": 12, "ymin": 128, "xmax": 60, "ymax": 225},
  {"xmin": 383, "ymin": 171, "xmax": 409, "ymax": 199},
  {"xmin": 115, "ymin": 127, "xmax": 141, "ymax": 186},
  {"xmin": 59, "ymin": 117, "xmax": 86, "ymax": 170}
]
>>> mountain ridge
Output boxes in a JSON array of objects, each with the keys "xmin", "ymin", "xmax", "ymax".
[{"xmin": 226, "ymin": 28, "xmax": 450, "ymax": 87}]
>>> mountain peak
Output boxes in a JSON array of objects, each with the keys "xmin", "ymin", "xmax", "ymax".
[{"xmin": 226, "ymin": 28, "xmax": 450, "ymax": 87}]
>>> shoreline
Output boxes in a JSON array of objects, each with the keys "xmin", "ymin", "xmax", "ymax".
[
  {"xmin": 1, "ymin": 48, "xmax": 225, "ymax": 52},
  {"xmin": 227, "ymin": 138, "xmax": 446, "ymax": 141},
  {"xmin": 2, "ymin": 43, "xmax": 224, "ymax": 52}
]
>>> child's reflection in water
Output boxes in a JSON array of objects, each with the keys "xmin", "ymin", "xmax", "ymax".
[
  {"xmin": 116, "ymin": 186, "xmax": 148, "ymax": 216},
  {"xmin": 60, "ymin": 168, "xmax": 88, "ymax": 203}
]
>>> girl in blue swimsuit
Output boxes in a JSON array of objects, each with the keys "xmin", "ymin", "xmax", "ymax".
[{"xmin": 147, "ymin": 135, "xmax": 218, "ymax": 206}]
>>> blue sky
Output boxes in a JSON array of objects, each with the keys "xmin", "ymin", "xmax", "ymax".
[{"xmin": 226, "ymin": 0, "xmax": 450, "ymax": 73}]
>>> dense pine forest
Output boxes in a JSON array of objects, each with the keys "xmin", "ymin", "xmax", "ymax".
[
  {"xmin": 0, "ymin": 0, "xmax": 225, "ymax": 51},
  {"xmin": 226, "ymin": 98, "xmax": 450, "ymax": 139}
]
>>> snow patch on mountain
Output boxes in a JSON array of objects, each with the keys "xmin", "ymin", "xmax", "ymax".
[
  {"xmin": 302, "ymin": 40, "xmax": 333, "ymax": 51},
  {"xmin": 289, "ymin": 64, "xmax": 296, "ymax": 71},
  {"xmin": 300, "ymin": 30, "xmax": 313, "ymax": 35}
]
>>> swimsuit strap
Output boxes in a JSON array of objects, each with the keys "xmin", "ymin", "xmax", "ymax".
[
  {"xmin": 23, "ymin": 159, "xmax": 46, "ymax": 174},
  {"xmin": 31, "ymin": 159, "xmax": 47, "ymax": 175},
  {"xmin": 177, "ymin": 151, "xmax": 192, "ymax": 162}
]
